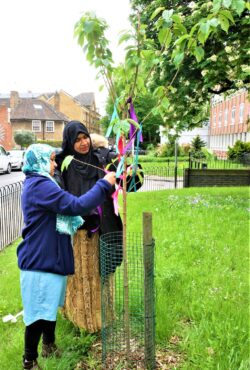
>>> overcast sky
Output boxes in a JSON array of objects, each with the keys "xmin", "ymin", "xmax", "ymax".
[{"xmin": 0, "ymin": 0, "xmax": 131, "ymax": 114}]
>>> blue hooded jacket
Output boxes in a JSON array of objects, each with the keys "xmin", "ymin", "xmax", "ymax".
[{"xmin": 17, "ymin": 174, "xmax": 112, "ymax": 275}]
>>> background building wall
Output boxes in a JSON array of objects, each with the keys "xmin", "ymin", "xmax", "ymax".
[
  {"xmin": 0, "ymin": 106, "xmax": 12, "ymax": 150},
  {"xmin": 209, "ymin": 89, "xmax": 250, "ymax": 157}
]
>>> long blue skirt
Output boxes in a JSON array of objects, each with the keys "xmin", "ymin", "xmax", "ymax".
[{"xmin": 20, "ymin": 270, "xmax": 67, "ymax": 326}]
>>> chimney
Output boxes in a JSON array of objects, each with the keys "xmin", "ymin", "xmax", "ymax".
[
  {"xmin": 54, "ymin": 91, "xmax": 60, "ymax": 111},
  {"xmin": 10, "ymin": 91, "xmax": 20, "ymax": 109}
]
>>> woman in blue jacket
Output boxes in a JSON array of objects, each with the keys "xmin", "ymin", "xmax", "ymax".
[{"xmin": 17, "ymin": 144, "xmax": 116, "ymax": 370}]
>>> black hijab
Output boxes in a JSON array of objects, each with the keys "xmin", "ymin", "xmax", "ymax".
[{"xmin": 56, "ymin": 120, "xmax": 99, "ymax": 179}]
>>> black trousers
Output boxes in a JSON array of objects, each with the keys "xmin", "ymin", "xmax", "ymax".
[{"xmin": 24, "ymin": 320, "xmax": 56, "ymax": 361}]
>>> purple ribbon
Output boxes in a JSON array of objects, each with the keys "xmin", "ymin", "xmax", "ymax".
[{"xmin": 127, "ymin": 97, "xmax": 143, "ymax": 143}]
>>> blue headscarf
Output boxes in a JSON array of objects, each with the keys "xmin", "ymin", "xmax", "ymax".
[{"xmin": 23, "ymin": 144, "xmax": 84, "ymax": 235}]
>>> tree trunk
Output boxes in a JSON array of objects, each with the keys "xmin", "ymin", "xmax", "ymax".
[{"xmin": 63, "ymin": 230, "xmax": 102, "ymax": 332}]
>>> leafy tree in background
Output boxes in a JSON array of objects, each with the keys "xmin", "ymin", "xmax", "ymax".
[
  {"xmin": 130, "ymin": 0, "xmax": 249, "ymax": 131},
  {"xmin": 14, "ymin": 130, "xmax": 36, "ymax": 149},
  {"xmin": 101, "ymin": 93, "xmax": 162, "ymax": 146}
]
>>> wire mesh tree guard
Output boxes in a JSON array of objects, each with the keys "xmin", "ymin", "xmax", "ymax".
[{"xmin": 100, "ymin": 213, "xmax": 155, "ymax": 369}]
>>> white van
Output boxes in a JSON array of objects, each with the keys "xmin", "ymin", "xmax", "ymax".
[{"xmin": 0, "ymin": 145, "xmax": 12, "ymax": 174}]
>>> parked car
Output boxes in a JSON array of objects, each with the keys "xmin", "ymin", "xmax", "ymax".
[
  {"xmin": 8, "ymin": 150, "xmax": 25, "ymax": 170},
  {"xmin": 0, "ymin": 145, "xmax": 12, "ymax": 174}
]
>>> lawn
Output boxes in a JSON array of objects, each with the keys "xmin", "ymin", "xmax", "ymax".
[{"xmin": 0, "ymin": 186, "xmax": 249, "ymax": 369}]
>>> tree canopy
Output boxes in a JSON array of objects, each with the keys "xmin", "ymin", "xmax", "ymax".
[
  {"xmin": 74, "ymin": 1, "xmax": 249, "ymax": 139},
  {"xmin": 130, "ymin": 0, "xmax": 249, "ymax": 131}
]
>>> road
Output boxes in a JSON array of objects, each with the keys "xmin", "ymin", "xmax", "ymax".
[{"xmin": 0, "ymin": 171, "xmax": 24, "ymax": 187}]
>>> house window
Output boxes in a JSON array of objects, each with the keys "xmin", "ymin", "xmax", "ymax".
[
  {"xmin": 239, "ymin": 103, "xmax": 244, "ymax": 124},
  {"xmin": 224, "ymin": 109, "xmax": 228, "ymax": 126},
  {"xmin": 231, "ymin": 107, "xmax": 236, "ymax": 125},
  {"xmin": 45, "ymin": 121, "xmax": 54, "ymax": 132},
  {"xmin": 213, "ymin": 112, "xmax": 216, "ymax": 127},
  {"xmin": 32, "ymin": 120, "xmax": 41, "ymax": 132},
  {"xmin": 218, "ymin": 111, "xmax": 222, "ymax": 127}
]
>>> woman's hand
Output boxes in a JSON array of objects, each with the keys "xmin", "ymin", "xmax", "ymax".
[{"xmin": 103, "ymin": 171, "xmax": 117, "ymax": 186}]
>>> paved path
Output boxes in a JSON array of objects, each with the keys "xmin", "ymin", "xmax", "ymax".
[
  {"xmin": 0, "ymin": 171, "xmax": 24, "ymax": 188},
  {"xmin": 139, "ymin": 175, "xmax": 183, "ymax": 191}
]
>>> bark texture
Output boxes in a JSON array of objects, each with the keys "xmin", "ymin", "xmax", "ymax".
[{"xmin": 63, "ymin": 230, "xmax": 102, "ymax": 332}]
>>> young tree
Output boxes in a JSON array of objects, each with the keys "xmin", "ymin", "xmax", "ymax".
[
  {"xmin": 191, "ymin": 134, "xmax": 206, "ymax": 151},
  {"xmin": 72, "ymin": 1, "xmax": 248, "ymax": 357}
]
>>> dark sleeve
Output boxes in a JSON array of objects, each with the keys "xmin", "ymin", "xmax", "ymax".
[{"xmin": 34, "ymin": 177, "xmax": 112, "ymax": 216}]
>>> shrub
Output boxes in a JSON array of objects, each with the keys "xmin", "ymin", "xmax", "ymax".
[
  {"xmin": 14, "ymin": 130, "xmax": 36, "ymax": 149},
  {"xmin": 227, "ymin": 140, "xmax": 250, "ymax": 160},
  {"xmin": 36, "ymin": 139, "xmax": 63, "ymax": 148},
  {"xmin": 180, "ymin": 143, "xmax": 191, "ymax": 156}
]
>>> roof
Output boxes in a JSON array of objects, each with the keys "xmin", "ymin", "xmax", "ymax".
[
  {"xmin": 74, "ymin": 92, "xmax": 95, "ymax": 108},
  {"xmin": 38, "ymin": 92, "xmax": 54, "ymax": 100},
  {"xmin": 11, "ymin": 99, "xmax": 68, "ymax": 121},
  {"xmin": 0, "ymin": 92, "xmax": 40, "ymax": 108}
]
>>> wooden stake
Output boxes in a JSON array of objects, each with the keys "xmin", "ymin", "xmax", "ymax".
[{"xmin": 143, "ymin": 212, "xmax": 155, "ymax": 369}]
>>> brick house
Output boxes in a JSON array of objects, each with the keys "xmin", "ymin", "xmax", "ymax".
[
  {"xmin": 0, "ymin": 104, "xmax": 12, "ymax": 150},
  {"xmin": 0, "ymin": 91, "xmax": 68, "ymax": 148},
  {"xmin": 40, "ymin": 90, "xmax": 101, "ymax": 133},
  {"xmin": 209, "ymin": 89, "xmax": 250, "ymax": 158}
]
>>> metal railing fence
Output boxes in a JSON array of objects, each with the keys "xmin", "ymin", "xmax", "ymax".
[
  {"xmin": 189, "ymin": 154, "xmax": 250, "ymax": 169},
  {"xmin": 0, "ymin": 167, "xmax": 184, "ymax": 251},
  {"xmin": 139, "ymin": 166, "xmax": 184, "ymax": 191},
  {"xmin": 0, "ymin": 181, "xmax": 23, "ymax": 251}
]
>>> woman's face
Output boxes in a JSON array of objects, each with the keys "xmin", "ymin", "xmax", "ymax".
[
  {"xmin": 50, "ymin": 152, "xmax": 57, "ymax": 176},
  {"xmin": 74, "ymin": 133, "xmax": 90, "ymax": 154}
]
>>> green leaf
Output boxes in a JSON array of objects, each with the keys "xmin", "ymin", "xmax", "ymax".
[
  {"xmin": 158, "ymin": 27, "xmax": 172, "ymax": 48},
  {"xmin": 218, "ymin": 14, "xmax": 230, "ymax": 32},
  {"xmin": 222, "ymin": 0, "xmax": 232, "ymax": 7},
  {"xmin": 190, "ymin": 23, "xmax": 199, "ymax": 37},
  {"xmin": 174, "ymin": 34, "xmax": 189, "ymax": 46},
  {"xmin": 151, "ymin": 106, "xmax": 160, "ymax": 116},
  {"xmin": 219, "ymin": 9, "xmax": 234, "ymax": 23},
  {"xmin": 173, "ymin": 23, "xmax": 187, "ymax": 36},
  {"xmin": 84, "ymin": 21, "xmax": 95, "ymax": 34},
  {"xmin": 193, "ymin": 46, "xmax": 205, "ymax": 62},
  {"xmin": 161, "ymin": 97, "xmax": 170, "ymax": 110},
  {"xmin": 173, "ymin": 51, "xmax": 184, "ymax": 66},
  {"xmin": 153, "ymin": 86, "xmax": 165, "ymax": 99},
  {"xmin": 213, "ymin": 0, "xmax": 222, "ymax": 12},
  {"xmin": 61, "ymin": 156, "xmax": 74, "ymax": 172},
  {"xmin": 150, "ymin": 6, "xmax": 165, "ymax": 21},
  {"xmin": 231, "ymin": 0, "xmax": 245, "ymax": 16},
  {"xmin": 172, "ymin": 14, "xmax": 182, "ymax": 24},
  {"xmin": 113, "ymin": 119, "xmax": 130, "ymax": 135},
  {"xmin": 141, "ymin": 50, "xmax": 155, "ymax": 59},
  {"xmin": 127, "ymin": 119, "xmax": 140, "ymax": 129},
  {"xmin": 208, "ymin": 18, "xmax": 219, "ymax": 28},
  {"xmin": 162, "ymin": 9, "xmax": 174, "ymax": 27},
  {"xmin": 118, "ymin": 32, "xmax": 133, "ymax": 45}
]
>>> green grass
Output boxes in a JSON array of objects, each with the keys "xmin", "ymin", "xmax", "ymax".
[
  {"xmin": 127, "ymin": 187, "xmax": 250, "ymax": 369},
  {"xmin": 0, "ymin": 245, "xmax": 98, "ymax": 370},
  {"xmin": 0, "ymin": 187, "xmax": 249, "ymax": 369}
]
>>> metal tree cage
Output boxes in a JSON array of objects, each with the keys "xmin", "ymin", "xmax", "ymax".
[{"xmin": 100, "ymin": 215, "xmax": 155, "ymax": 369}]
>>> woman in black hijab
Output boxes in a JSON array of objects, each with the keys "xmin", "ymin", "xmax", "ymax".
[{"xmin": 56, "ymin": 120, "xmax": 122, "ymax": 332}]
